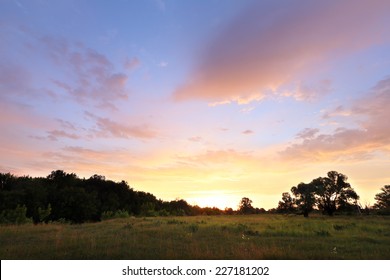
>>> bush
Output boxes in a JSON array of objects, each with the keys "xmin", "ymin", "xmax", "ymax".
[
  {"xmin": 37, "ymin": 204, "xmax": 52, "ymax": 223},
  {"xmin": 376, "ymin": 209, "xmax": 390, "ymax": 216},
  {"xmin": 0, "ymin": 204, "xmax": 31, "ymax": 224},
  {"xmin": 158, "ymin": 209, "xmax": 170, "ymax": 216},
  {"xmin": 101, "ymin": 209, "xmax": 130, "ymax": 220}
]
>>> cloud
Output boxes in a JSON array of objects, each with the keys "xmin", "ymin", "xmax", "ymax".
[
  {"xmin": 322, "ymin": 105, "xmax": 352, "ymax": 119},
  {"xmin": 124, "ymin": 57, "xmax": 141, "ymax": 71},
  {"xmin": 46, "ymin": 130, "xmax": 81, "ymax": 141},
  {"xmin": 188, "ymin": 136, "xmax": 203, "ymax": 142},
  {"xmin": 242, "ymin": 130, "xmax": 254, "ymax": 135},
  {"xmin": 56, "ymin": 119, "xmax": 77, "ymax": 131},
  {"xmin": 283, "ymin": 80, "xmax": 333, "ymax": 101},
  {"xmin": 45, "ymin": 41, "xmax": 129, "ymax": 109},
  {"xmin": 240, "ymin": 107, "xmax": 255, "ymax": 114},
  {"xmin": 173, "ymin": 0, "xmax": 390, "ymax": 103},
  {"xmin": 158, "ymin": 61, "xmax": 168, "ymax": 68},
  {"xmin": 1, "ymin": 25, "xmax": 136, "ymax": 110},
  {"xmin": 296, "ymin": 128, "xmax": 320, "ymax": 140},
  {"xmin": 85, "ymin": 111, "xmax": 157, "ymax": 139},
  {"xmin": 282, "ymin": 76, "xmax": 390, "ymax": 160}
]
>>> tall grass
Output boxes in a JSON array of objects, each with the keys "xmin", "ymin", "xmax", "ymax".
[{"xmin": 0, "ymin": 215, "xmax": 389, "ymax": 259}]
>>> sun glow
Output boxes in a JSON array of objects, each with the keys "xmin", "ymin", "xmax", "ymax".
[{"xmin": 188, "ymin": 190, "xmax": 240, "ymax": 210}]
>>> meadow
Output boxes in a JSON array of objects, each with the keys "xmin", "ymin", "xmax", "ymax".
[{"xmin": 0, "ymin": 214, "xmax": 389, "ymax": 259}]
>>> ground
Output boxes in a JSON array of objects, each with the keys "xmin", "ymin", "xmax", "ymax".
[{"xmin": 0, "ymin": 214, "xmax": 389, "ymax": 259}]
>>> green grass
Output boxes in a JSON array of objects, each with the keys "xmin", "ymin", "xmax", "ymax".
[{"xmin": 0, "ymin": 215, "xmax": 389, "ymax": 259}]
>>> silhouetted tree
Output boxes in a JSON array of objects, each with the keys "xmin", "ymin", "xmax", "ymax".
[
  {"xmin": 47, "ymin": 170, "xmax": 78, "ymax": 189},
  {"xmin": 51, "ymin": 187, "xmax": 97, "ymax": 223},
  {"xmin": 238, "ymin": 197, "xmax": 254, "ymax": 214},
  {"xmin": 374, "ymin": 185, "xmax": 390, "ymax": 211},
  {"xmin": 224, "ymin": 207, "xmax": 234, "ymax": 215},
  {"xmin": 0, "ymin": 173, "xmax": 16, "ymax": 190},
  {"xmin": 312, "ymin": 171, "xmax": 359, "ymax": 215},
  {"xmin": 291, "ymin": 183, "xmax": 317, "ymax": 217},
  {"xmin": 277, "ymin": 192, "xmax": 296, "ymax": 213},
  {"xmin": 2, "ymin": 170, "xmax": 285, "ymax": 222}
]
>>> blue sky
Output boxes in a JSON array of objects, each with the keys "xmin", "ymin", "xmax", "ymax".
[{"xmin": 1, "ymin": 0, "xmax": 390, "ymax": 209}]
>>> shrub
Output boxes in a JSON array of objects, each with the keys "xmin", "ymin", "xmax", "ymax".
[
  {"xmin": 37, "ymin": 204, "xmax": 52, "ymax": 223},
  {"xmin": 0, "ymin": 204, "xmax": 31, "ymax": 224},
  {"xmin": 158, "ymin": 209, "xmax": 170, "ymax": 216},
  {"xmin": 102, "ymin": 209, "xmax": 130, "ymax": 220}
]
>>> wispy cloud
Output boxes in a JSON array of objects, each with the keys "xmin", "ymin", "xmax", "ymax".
[
  {"xmin": 188, "ymin": 136, "xmax": 203, "ymax": 142},
  {"xmin": 85, "ymin": 111, "xmax": 157, "ymax": 139},
  {"xmin": 0, "ymin": 31, "xmax": 132, "ymax": 111},
  {"xmin": 322, "ymin": 105, "xmax": 352, "ymax": 119},
  {"xmin": 158, "ymin": 61, "xmax": 168, "ymax": 68},
  {"xmin": 295, "ymin": 128, "xmax": 320, "ymax": 140},
  {"xmin": 124, "ymin": 57, "xmax": 141, "ymax": 71},
  {"xmin": 173, "ymin": 0, "xmax": 390, "ymax": 104},
  {"xmin": 242, "ymin": 130, "xmax": 254, "ymax": 135},
  {"xmin": 282, "ymin": 80, "xmax": 333, "ymax": 101},
  {"xmin": 282, "ymin": 76, "xmax": 390, "ymax": 160},
  {"xmin": 47, "ymin": 130, "xmax": 81, "ymax": 141},
  {"xmin": 42, "ymin": 38, "xmax": 130, "ymax": 109}
]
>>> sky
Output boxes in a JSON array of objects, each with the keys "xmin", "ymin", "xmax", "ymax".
[{"xmin": 1, "ymin": 0, "xmax": 390, "ymax": 210}]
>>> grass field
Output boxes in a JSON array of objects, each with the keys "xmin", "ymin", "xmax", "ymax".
[{"xmin": 0, "ymin": 214, "xmax": 389, "ymax": 259}]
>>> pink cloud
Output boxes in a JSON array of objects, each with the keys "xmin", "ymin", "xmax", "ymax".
[
  {"xmin": 322, "ymin": 105, "xmax": 352, "ymax": 119},
  {"xmin": 46, "ymin": 130, "xmax": 81, "ymax": 141},
  {"xmin": 85, "ymin": 111, "xmax": 157, "ymax": 139},
  {"xmin": 38, "ymin": 35, "xmax": 130, "ymax": 110},
  {"xmin": 56, "ymin": 119, "xmax": 77, "ymax": 131},
  {"xmin": 296, "ymin": 128, "xmax": 320, "ymax": 140},
  {"xmin": 173, "ymin": 0, "xmax": 390, "ymax": 103},
  {"xmin": 188, "ymin": 136, "xmax": 203, "ymax": 142},
  {"xmin": 242, "ymin": 130, "xmax": 254, "ymax": 135},
  {"xmin": 282, "ymin": 76, "xmax": 390, "ymax": 160},
  {"xmin": 0, "ymin": 29, "xmax": 133, "ymax": 111},
  {"xmin": 124, "ymin": 57, "xmax": 141, "ymax": 71}
]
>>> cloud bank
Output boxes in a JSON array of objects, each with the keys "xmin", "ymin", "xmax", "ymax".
[{"xmin": 173, "ymin": 0, "xmax": 390, "ymax": 104}]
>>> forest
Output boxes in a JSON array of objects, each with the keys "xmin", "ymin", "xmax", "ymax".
[{"xmin": 0, "ymin": 170, "xmax": 389, "ymax": 224}]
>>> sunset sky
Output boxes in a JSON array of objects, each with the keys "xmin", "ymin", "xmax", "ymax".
[{"xmin": 1, "ymin": 0, "xmax": 390, "ymax": 210}]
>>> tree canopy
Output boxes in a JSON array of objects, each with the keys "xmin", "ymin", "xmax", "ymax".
[
  {"xmin": 374, "ymin": 185, "xmax": 390, "ymax": 211},
  {"xmin": 238, "ymin": 197, "xmax": 254, "ymax": 214},
  {"xmin": 282, "ymin": 171, "xmax": 360, "ymax": 217},
  {"xmin": 291, "ymin": 183, "xmax": 317, "ymax": 217},
  {"xmin": 312, "ymin": 171, "xmax": 359, "ymax": 216},
  {"xmin": 277, "ymin": 192, "xmax": 296, "ymax": 213}
]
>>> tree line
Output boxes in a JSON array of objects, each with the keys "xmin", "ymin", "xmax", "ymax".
[
  {"xmin": 0, "ymin": 170, "xmax": 389, "ymax": 224},
  {"xmin": 276, "ymin": 171, "xmax": 390, "ymax": 217},
  {"xmin": 0, "ymin": 170, "xmax": 220, "ymax": 224}
]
